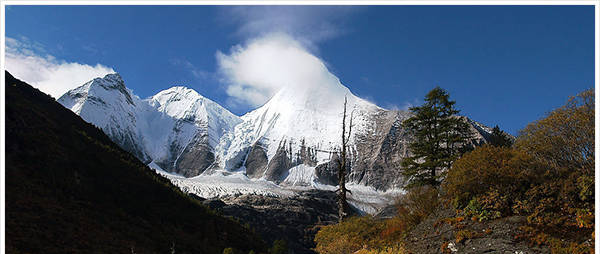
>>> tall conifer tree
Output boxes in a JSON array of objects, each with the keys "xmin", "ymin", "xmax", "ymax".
[
  {"xmin": 489, "ymin": 125, "xmax": 513, "ymax": 147},
  {"xmin": 401, "ymin": 87, "xmax": 472, "ymax": 187}
]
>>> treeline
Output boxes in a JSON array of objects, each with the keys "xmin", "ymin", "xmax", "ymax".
[{"xmin": 314, "ymin": 87, "xmax": 594, "ymax": 254}]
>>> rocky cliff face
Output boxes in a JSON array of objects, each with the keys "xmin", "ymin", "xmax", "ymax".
[{"xmin": 349, "ymin": 109, "xmax": 412, "ymax": 190}]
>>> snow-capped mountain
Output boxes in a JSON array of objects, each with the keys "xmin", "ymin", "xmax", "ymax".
[
  {"xmin": 59, "ymin": 72, "xmax": 493, "ymax": 194},
  {"xmin": 58, "ymin": 73, "xmax": 240, "ymax": 177},
  {"xmin": 214, "ymin": 73, "xmax": 380, "ymax": 179},
  {"xmin": 59, "ymin": 73, "xmax": 150, "ymax": 162}
]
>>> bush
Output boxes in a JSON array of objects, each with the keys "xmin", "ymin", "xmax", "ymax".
[
  {"xmin": 513, "ymin": 90, "xmax": 594, "ymax": 233},
  {"xmin": 379, "ymin": 217, "xmax": 407, "ymax": 241},
  {"xmin": 444, "ymin": 145, "xmax": 539, "ymax": 215},
  {"xmin": 395, "ymin": 186, "xmax": 439, "ymax": 229},
  {"xmin": 314, "ymin": 187, "xmax": 437, "ymax": 254},
  {"xmin": 444, "ymin": 89, "xmax": 594, "ymax": 253},
  {"xmin": 463, "ymin": 197, "xmax": 501, "ymax": 222},
  {"xmin": 314, "ymin": 216, "xmax": 386, "ymax": 254}
]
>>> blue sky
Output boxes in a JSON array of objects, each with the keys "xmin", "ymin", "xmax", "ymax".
[{"xmin": 4, "ymin": 5, "xmax": 595, "ymax": 135}]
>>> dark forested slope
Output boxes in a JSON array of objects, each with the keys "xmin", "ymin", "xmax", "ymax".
[{"xmin": 5, "ymin": 71, "xmax": 266, "ymax": 254}]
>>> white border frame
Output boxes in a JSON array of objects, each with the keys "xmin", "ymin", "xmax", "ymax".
[{"xmin": 0, "ymin": 2, "xmax": 598, "ymax": 254}]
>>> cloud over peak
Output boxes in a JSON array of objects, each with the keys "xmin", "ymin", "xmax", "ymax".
[
  {"xmin": 215, "ymin": 6, "xmax": 362, "ymax": 109},
  {"xmin": 216, "ymin": 33, "xmax": 343, "ymax": 108}
]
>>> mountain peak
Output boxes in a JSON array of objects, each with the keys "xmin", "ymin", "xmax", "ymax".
[
  {"xmin": 152, "ymin": 86, "xmax": 205, "ymax": 104},
  {"xmin": 102, "ymin": 72, "xmax": 123, "ymax": 83},
  {"xmin": 93, "ymin": 73, "xmax": 125, "ymax": 89},
  {"xmin": 84, "ymin": 72, "xmax": 134, "ymax": 105}
]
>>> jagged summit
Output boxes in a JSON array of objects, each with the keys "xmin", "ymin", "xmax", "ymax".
[
  {"xmin": 149, "ymin": 86, "xmax": 241, "ymax": 138},
  {"xmin": 98, "ymin": 73, "xmax": 125, "ymax": 88},
  {"xmin": 59, "ymin": 73, "xmax": 241, "ymax": 177},
  {"xmin": 59, "ymin": 72, "xmax": 134, "ymax": 113}
]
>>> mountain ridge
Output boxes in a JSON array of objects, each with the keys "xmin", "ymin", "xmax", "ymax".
[
  {"xmin": 58, "ymin": 74, "xmax": 241, "ymax": 177},
  {"xmin": 58, "ymin": 72, "xmax": 494, "ymax": 193}
]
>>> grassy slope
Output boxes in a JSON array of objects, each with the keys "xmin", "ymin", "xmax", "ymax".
[{"xmin": 5, "ymin": 71, "xmax": 266, "ymax": 254}]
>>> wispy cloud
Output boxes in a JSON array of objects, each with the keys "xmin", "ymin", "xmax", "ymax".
[
  {"xmin": 82, "ymin": 44, "xmax": 100, "ymax": 55},
  {"xmin": 222, "ymin": 6, "xmax": 360, "ymax": 47},
  {"xmin": 169, "ymin": 58, "xmax": 214, "ymax": 81},
  {"xmin": 5, "ymin": 36, "xmax": 114, "ymax": 99}
]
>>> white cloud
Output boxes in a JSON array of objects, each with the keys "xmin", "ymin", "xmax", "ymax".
[
  {"xmin": 5, "ymin": 37, "xmax": 114, "ymax": 99},
  {"xmin": 216, "ymin": 6, "xmax": 362, "ymax": 109},
  {"xmin": 216, "ymin": 33, "xmax": 339, "ymax": 107}
]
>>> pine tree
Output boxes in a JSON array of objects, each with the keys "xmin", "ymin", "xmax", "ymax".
[
  {"xmin": 488, "ymin": 125, "xmax": 513, "ymax": 147},
  {"xmin": 401, "ymin": 87, "xmax": 472, "ymax": 187}
]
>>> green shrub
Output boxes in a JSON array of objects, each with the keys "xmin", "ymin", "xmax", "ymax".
[{"xmin": 463, "ymin": 197, "xmax": 500, "ymax": 222}]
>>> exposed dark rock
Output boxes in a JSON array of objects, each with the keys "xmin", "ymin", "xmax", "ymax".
[
  {"xmin": 265, "ymin": 143, "xmax": 295, "ymax": 183},
  {"xmin": 297, "ymin": 139, "xmax": 318, "ymax": 166},
  {"xmin": 205, "ymin": 190, "xmax": 344, "ymax": 254},
  {"xmin": 245, "ymin": 142, "xmax": 269, "ymax": 178},
  {"xmin": 313, "ymin": 110, "xmax": 494, "ymax": 191},
  {"xmin": 314, "ymin": 153, "xmax": 345, "ymax": 186},
  {"xmin": 405, "ymin": 207, "xmax": 549, "ymax": 254},
  {"xmin": 98, "ymin": 73, "xmax": 135, "ymax": 105},
  {"xmin": 175, "ymin": 132, "xmax": 215, "ymax": 177}
]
